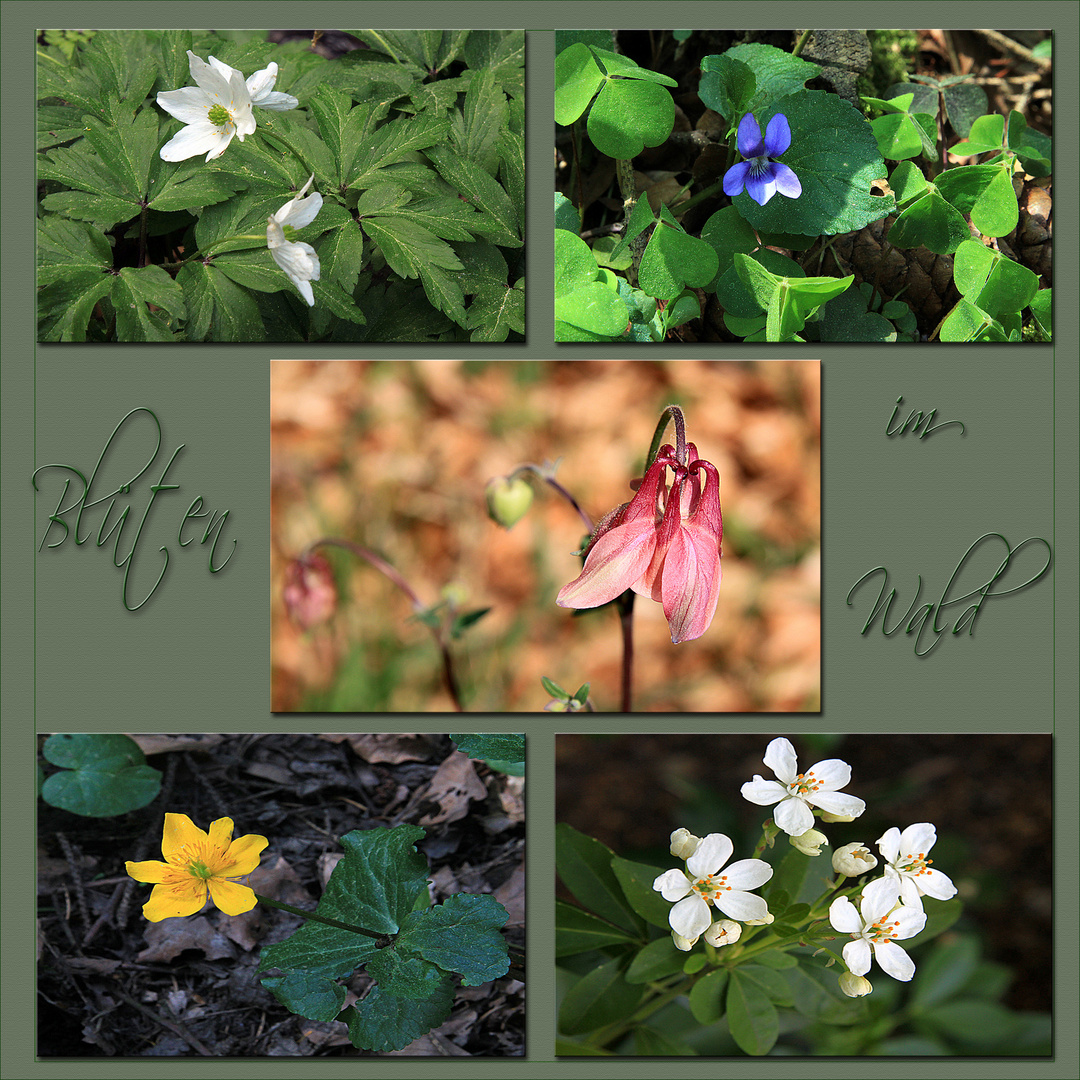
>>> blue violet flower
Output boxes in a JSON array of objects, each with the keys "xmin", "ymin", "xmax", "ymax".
[{"xmin": 723, "ymin": 112, "xmax": 802, "ymax": 206}]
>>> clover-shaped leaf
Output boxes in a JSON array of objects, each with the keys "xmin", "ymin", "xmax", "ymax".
[
  {"xmin": 637, "ymin": 207, "xmax": 720, "ymax": 301},
  {"xmin": 952, "ymin": 240, "xmax": 1039, "ymax": 322}
]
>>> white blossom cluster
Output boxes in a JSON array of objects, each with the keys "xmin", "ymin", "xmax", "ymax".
[{"xmin": 651, "ymin": 738, "xmax": 958, "ymax": 997}]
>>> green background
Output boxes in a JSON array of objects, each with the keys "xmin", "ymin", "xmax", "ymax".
[{"xmin": 4, "ymin": 2, "xmax": 1077, "ymax": 1078}]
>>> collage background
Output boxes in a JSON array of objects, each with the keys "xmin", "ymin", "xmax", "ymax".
[{"xmin": 3, "ymin": 2, "xmax": 1078, "ymax": 1078}]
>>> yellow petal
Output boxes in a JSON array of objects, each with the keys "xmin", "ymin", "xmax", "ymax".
[
  {"xmin": 207, "ymin": 878, "xmax": 258, "ymax": 915},
  {"xmin": 125, "ymin": 859, "xmax": 174, "ymax": 884},
  {"xmin": 207, "ymin": 817, "xmax": 236, "ymax": 855},
  {"xmin": 142, "ymin": 880, "xmax": 207, "ymax": 921},
  {"xmin": 161, "ymin": 813, "xmax": 206, "ymax": 860},
  {"xmin": 219, "ymin": 832, "xmax": 268, "ymax": 877}
]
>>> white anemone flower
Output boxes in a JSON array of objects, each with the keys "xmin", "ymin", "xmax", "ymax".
[
  {"xmin": 157, "ymin": 51, "xmax": 257, "ymax": 162},
  {"xmin": 829, "ymin": 877, "xmax": 926, "ymax": 982},
  {"xmin": 652, "ymin": 833, "xmax": 772, "ymax": 940},
  {"xmin": 877, "ymin": 823, "xmax": 957, "ymax": 911},
  {"xmin": 206, "ymin": 56, "xmax": 299, "ymax": 112},
  {"xmin": 267, "ymin": 175, "xmax": 323, "ymax": 306},
  {"xmin": 741, "ymin": 737, "xmax": 866, "ymax": 837}
]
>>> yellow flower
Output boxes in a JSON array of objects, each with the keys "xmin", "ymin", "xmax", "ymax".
[{"xmin": 126, "ymin": 813, "xmax": 268, "ymax": 921}]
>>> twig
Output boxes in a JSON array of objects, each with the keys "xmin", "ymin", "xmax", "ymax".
[
  {"xmin": 975, "ymin": 29, "xmax": 1052, "ymax": 72},
  {"xmin": 113, "ymin": 988, "xmax": 215, "ymax": 1056}
]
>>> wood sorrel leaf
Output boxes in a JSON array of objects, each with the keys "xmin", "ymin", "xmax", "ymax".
[
  {"xmin": 952, "ymin": 240, "xmax": 1039, "ymax": 321},
  {"xmin": 637, "ymin": 210, "xmax": 720, "ymax": 301},
  {"xmin": 733, "ymin": 91, "xmax": 892, "ymax": 236}
]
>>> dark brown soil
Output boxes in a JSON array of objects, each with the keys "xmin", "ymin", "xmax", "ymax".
[{"xmin": 37, "ymin": 733, "xmax": 524, "ymax": 1058}]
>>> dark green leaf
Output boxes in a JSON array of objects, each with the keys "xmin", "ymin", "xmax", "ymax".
[
  {"xmin": 40, "ymin": 734, "xmax": 161, "ymax": 817},
  {"xmin": 610, "ymin": 856, "xmax": 674, "ymax": 929},
  {"xmin": 345, "ymin": 976, "xmax": 455, "ymax": 1051},
  {"xmin": 556, "ymin": 900, "xmax": 638, "ymax": 957},
  {"xmin": 689, "ymin": 967, "xmax": 729, "ymax": 1023},
  {"xmin": 625, "ymin": 937, "xmax": 688, "ymax": 984},
  {"xmin": 726, "ymin": 969, "xmax": 779, "ymax": 1055},
  {"xmin": 558, "ymin": 957, "xmax": 644, "ymax": 1035},
  {"xmin": 556, "ymin": 824, "xmax": 643, "ymax": 934},
  {"xmin": 450, "ymin": 733, "xmax": 523, "ymax": 764}
]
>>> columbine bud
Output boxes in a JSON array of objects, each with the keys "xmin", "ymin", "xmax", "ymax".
[
  {"xmin": 671, "ymin": 931, "xmax": 698, "ymax": 952},
  {"xmin": 703, "ymin": 919, "xmax": 742, "ymax": 948},
  {"xmin": 839, "ymin": 971, "xmax": 873, "ymax": 997},
  {"xmin": 832, "ymin": 842, "xmax": 878, "ymax": 878},
  {"xmin": 485, "ymin": 475, "xmax": 533, "ymax": 528},
  {"xmin": 789, "ymin": 828, "xmax": 828, "ymax": 857},
  {"xmin": 743, "ymin": 911, "xmax": 774, "ymax": 926},
  {"xmin": 283, "ymin": 553, "xmax": 337, "ymax": 629},
  {"xmin": 669, "ymin": 828, "xmax": 702, "ymax": 860},
  {"xmin": 820, "ymin": 811, "xmax": 859, "ymax": 823}
]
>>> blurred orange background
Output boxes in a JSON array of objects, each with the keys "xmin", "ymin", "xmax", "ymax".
[{"xmin": 271, "ymin": 360, "xmax": 820, "ymax": 712}]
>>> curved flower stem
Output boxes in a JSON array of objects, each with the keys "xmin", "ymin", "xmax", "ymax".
[
  {"xmin": 254, "ymin": 893, "xmax": 391, "ymax": 944},
  {"xmin": 645, "ymin": 404, "xmax": 687, "ymax": 469},
  {"xmin": 617, "ymin": 590, "xmax": 635, "ymax": 711},
  {"xmin": 791, "ymin": 29, "xmax": 813, "ymax": 58},
  {"xmin": 509, "ymin": 463, "xmax": 594, "ymax": 533},
  {"xmin": 302, "ymin": 537, "xmax": 465, "ymax": 711}
]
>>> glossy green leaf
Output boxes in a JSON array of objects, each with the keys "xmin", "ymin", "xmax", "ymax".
[
  {"xmin": 610, "ymin": 856, "xmax": 675, "ymax": 929},
  {"xmin": 625, "ymin": 937, "xmax": 687, "ymax": 984},
  {"xmin": 936, "ymin": 164, "xmax": 1018, "ymax": 237},
  {"xmin": 688, "ymin": 968, "xmax": 729, "ymax": 1023},
  {"xmin": 556, "ymin": 900, "xmax": 638, "ymax": 957},
  {"xmin": 696, "ymin": 54, "xmax": 756, "ymax": 126},
  {"xmin": 1030, "ymin": 288, "xmax": 1051, "ymax": 339},
  {"xmin": 700, "ymin": 205, "xmax": 759, "ymax": 277},
  {"xmin": 726, "ymin": 969, "xmax": 779, "ymax": 1055},
  {"xmin": 588, "ymin": 76, "xmax": 675, "ymax": 159},
  {"xmin": 36, "ymin": 217, "xmax": 112, "ymax": 288},
  {"xmin": 733, "ymin": 92, "xmax": 892, "ymax": 236},
  {"xmin": 40, "ymin": 734, "xmax": 161, "ymax": 817},
  {"xmin": 111, "ymin": 265, "xmax": 186, "ymax": 340},
  {"xmin": 633, "ymin": 1025, "xmax": 697, "ymax": 1056},
  {"xmin": 910, "ymin": 935, "xmax": 981, "ymax": 1011},
  {"xmin": 784, "ymin": 960, "xmax": 864, "ymax": 1024}
]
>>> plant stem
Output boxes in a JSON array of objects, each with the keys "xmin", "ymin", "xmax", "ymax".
[
  {"xmin": 645, "ymin": 404, "xmax": 686, "ymax": 469},
  {"xmin": 303, "ymin": 538, "xmax": 465, "ymax": 711},
  {"xmin": 254, "ymin": 893, "xmax": 390, "ymax": 944},
  {"xmin": 617, "ymin": 590, "xmax": 635, "ymax": 712},
  {"xmin": 510, "ymin": 464, "xmax": 594, "ymax": 533},
  {"xmin": 792, "ymin": 30, "xmax": 813, "ymax": 58}
]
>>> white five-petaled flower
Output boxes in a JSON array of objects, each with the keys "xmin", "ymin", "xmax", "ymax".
[
  {"xmin": 267, "ymin": 175, "xmax": 323, "ymax": 306},
  {"xmin": 740, "ymin": 737, "xmax": 866, "ymax": 837},
  {"xmin": 829, "ymin": 877, "xmax": 926, "ymax": 982},
  {"xmin": 877, "ymin": 823, "xmax": 957, "ymax": 911},
  {"xmin": 156, "ymin": 52, "xmax": 297, "ymax": 163},
  {"xmin": 652, "ymin": 832, "xmax": 772, "ymax": 941},
  {"xmin": 157, "ymin": 52, "xmax": 257, "ymax": 161}
]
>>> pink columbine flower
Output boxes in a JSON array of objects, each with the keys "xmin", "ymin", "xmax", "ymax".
[{"xmin": 556, "ymin": 443, "xmax": 722, "ymax": 644}]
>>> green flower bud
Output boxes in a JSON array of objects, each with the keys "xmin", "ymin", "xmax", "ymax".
[{"xmin": 485, "ymin": 475, "xmax": 533, "ymax": 528}]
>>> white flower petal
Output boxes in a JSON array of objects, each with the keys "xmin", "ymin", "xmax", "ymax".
[
  {"xmin": 740, "ymin": 777, "xmax": 788, "ymax": 806},
  {"xmin": 807, "ymin": 790, "xmax": 866, "ymax": 819},
  {"xmin": 669, "ymin": 893, "xmax": 712, "ymax": 939},
  {"xmin": 652, "ymin": 868, "xmax": 692, "ymax": 903},
  {"xmin": 899, "ymin": 822, "xmax": 938, "ymax": 856},
  {"xmin": 159, "ymin": 121, "xmax": 232, "ymax": 162},
  {"xmin": 686, "ymin": 833, "xmax": 732, "ymax": 878},
  {"xmin": 763, "ymin": 737, "xmax": 799, "ymax": 783},
  {"xmin": 829, "ymin": 895, "xmax": 863, "ymax": 935},
  {"xmin": 715, "ymin": 889, "xmax": 768, "ymax": 922},
  {"xmin": 720, "ymin": 858, "xmax": 774, "ymax": 891},
  {"xmin": 877, "ymin": 827, "xmax": 902, "ymax": 864},
  {"xmin": 246, "ymin": 62, "xmax": 279, "ymax": 100},
  {"xmin": 843, "ymin": 938, "xmax": 871, "ymax": 977},
  {"xmin": 872, "ymin": 939, "xmax": 916, "ymax": 981},
  {"xmin": 772, "ymin": 794, "xmax": 815, "ymax": 836},
  {"xmin": 895, "ymin": 874, "xmax": 924, "ymax": 910},
  {"xmin": 156, "ymin": 86, "xmax": 214, "ymax": 124},
  {"xmin": 890, "ymin": 905, "xmax": 927, "ymax": 940},
  {"xmin": 859, "ymin": 877, "xmax": 902, "ymax": 924},
  {"xmin": 803, "ymin": 757, "xmax": 852, "ymax": 792},
  {"xmin": 256, "ymin": 90, "xmax": 299, "ymax": 111},
  {"xmin": 917, "ymin": 867, "xmax": 957, "ymax": 901}
]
